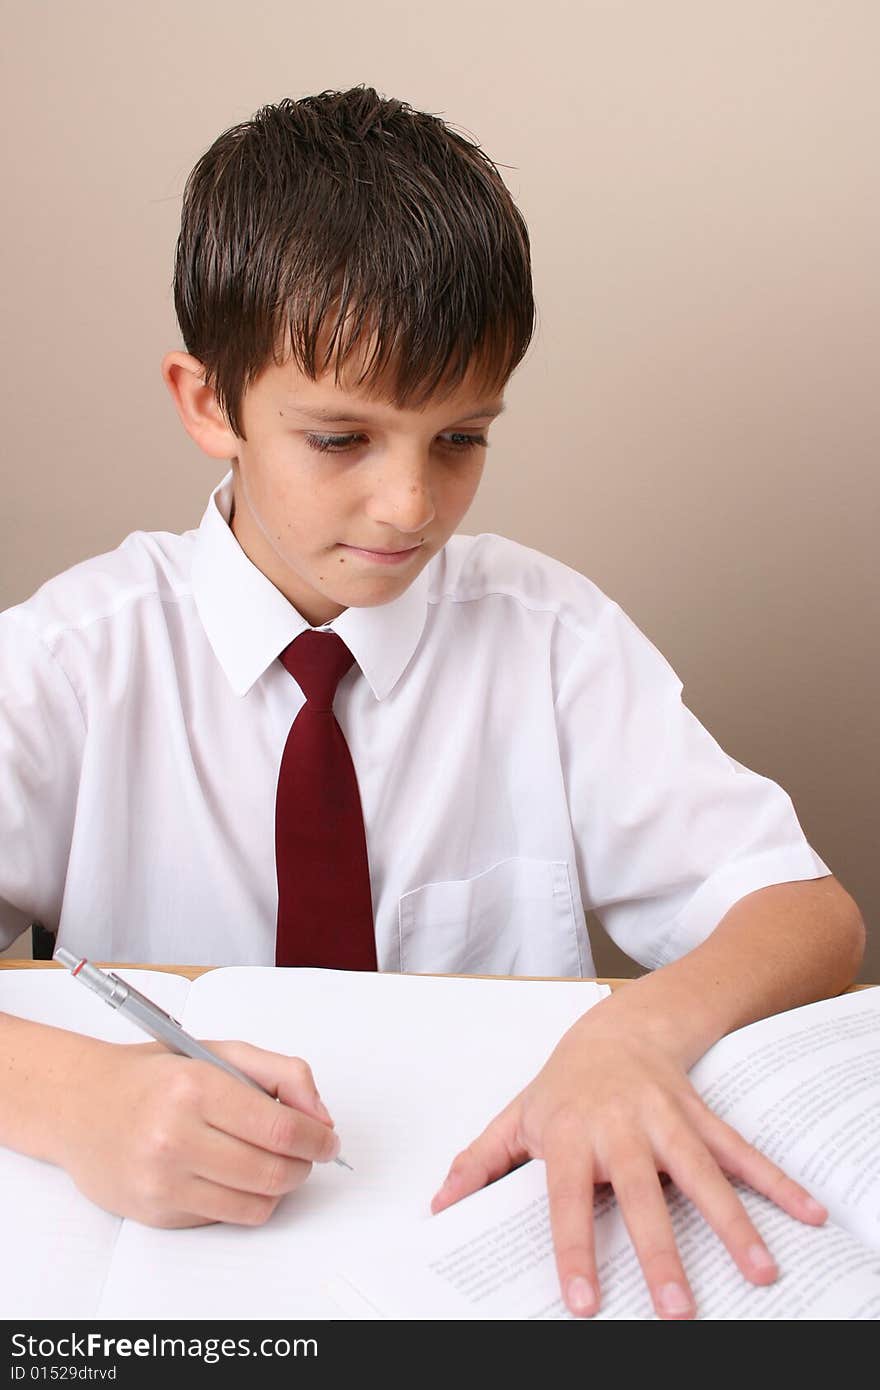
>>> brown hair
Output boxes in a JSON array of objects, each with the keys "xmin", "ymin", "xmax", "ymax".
[{"xmin": 172, "ymin": 86, "xmax": 535, "ymax": 438}]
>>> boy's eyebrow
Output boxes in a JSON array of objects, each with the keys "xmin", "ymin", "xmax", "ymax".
[{"xmin": 284, "ymin": 399, "xmax": 506, "ymax": 425}]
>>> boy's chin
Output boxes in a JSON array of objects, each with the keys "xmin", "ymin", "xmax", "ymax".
[{"xmin": 330, "ymin": 576, "xmax": 415, "ymax": 607}]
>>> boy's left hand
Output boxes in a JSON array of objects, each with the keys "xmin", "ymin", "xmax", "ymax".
[{"xmin": 429, "ymin": 1006, "xmax": 827, "ymax": 1320}]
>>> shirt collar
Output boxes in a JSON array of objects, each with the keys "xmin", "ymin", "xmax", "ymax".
[{"xmin": 192, "ymin": 471, "xmax": 431, "ymax": 700}]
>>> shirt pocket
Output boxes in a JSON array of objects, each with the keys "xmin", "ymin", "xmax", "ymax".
[{"xmin": 397, "ymin": 856, "xmax": 585, "ymax": 978}]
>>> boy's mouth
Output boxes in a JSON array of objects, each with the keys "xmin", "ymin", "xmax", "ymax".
[{"xmin": 337, "ymin": 542, "xmax": 423, "ymax": 566}]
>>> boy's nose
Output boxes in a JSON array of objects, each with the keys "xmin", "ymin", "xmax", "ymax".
[{"xmin": 366, "ymin": 456, "xmax": 436, "ymax": 532}]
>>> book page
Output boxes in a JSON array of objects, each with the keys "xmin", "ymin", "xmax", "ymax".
[
  {"xmin": 98, "ymin": 969, "xmax": 608, "ymax": 1319},
  {"xmin": 333, "ymin": 1157, "xmax": 880, "ymax": 1320},
  {"xmin": 0, "ymin": 967, "xmax": 192, "ymax": 1318},
  {"xmin": 688, "ymin": 988, "xmax": 880, "ymax": 1245}
]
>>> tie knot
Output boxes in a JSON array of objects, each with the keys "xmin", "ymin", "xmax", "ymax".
[{"xmin": 280, "ymin": 630, "xmax": 355, "ymax": 711}]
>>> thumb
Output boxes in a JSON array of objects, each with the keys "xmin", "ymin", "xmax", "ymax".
[
  {"xmin": 430, "ymin": 1098, "xmax": 528, "ymax": 1214},
  {"xmin": 205, "ymin": 1040, "xmax": 335, "ymax": 1127}
]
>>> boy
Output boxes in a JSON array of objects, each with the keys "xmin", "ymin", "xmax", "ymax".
[{"xmin": 0, "ymin": 87, "xmax": 864, "ymax": 1320}]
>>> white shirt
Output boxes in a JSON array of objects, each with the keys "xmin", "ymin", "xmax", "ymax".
[{"xmin": 0, "ymin": 473, "xmax": 829, "ymax": 974}]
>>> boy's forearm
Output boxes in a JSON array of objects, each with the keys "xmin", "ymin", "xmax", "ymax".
[
  {"xmin": 0, "ymin": 1011, "xmax": 94, "ymax": 1164},
  {"xmin": 587, "ymin": 875, "xmax": 865, "ymax": 1069}
]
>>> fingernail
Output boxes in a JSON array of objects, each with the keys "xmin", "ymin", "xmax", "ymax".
[
  {"xmin": 658, "ymin": 1282, "xmax": 693, "ymax": 1317},
  {"xmin": 566, "ymin": 1276, "xmax": 598, "ymax": 1316},
  {"xmin": 803, "ymin": 1196, "xmax": 826, "ymax": 1220},
  {"xmin": 328, "ymin": 1131, "xmax": 341, "ymax": 1159},
  {"xmin": 748, "ymin": 1243, "xmax": 777, "ymax": 1274}
]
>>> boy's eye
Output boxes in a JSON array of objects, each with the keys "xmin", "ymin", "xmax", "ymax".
[{"xmin": 304, "ymin": 432, "xmax": 490, "ymax": 454}]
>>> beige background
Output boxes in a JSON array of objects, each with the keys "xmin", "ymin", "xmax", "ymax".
[{"xmin": 1, "ymin": 1, "xmax": 877, "ymax": 979}]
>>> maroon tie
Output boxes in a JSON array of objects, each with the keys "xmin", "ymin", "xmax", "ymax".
[{"xmin": 274, "ymin": 630, "xmax": 378, "ymax": 970}]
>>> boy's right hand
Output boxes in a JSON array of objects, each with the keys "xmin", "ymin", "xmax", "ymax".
[{"xmin": 51, "ymin": 1035, "xmax": 341, "ymax": 1227}]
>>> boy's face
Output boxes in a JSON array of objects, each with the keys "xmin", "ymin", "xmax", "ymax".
[{"xmin": 206, "ymin": 355, "xmax": 504, "ymax": 627}]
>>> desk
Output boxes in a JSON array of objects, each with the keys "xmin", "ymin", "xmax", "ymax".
[
  {"xmin": 3, "ymin": 961, "xmax": 873, "ymax": 988},
  {"xmin": 0, "ymin": 959, "xmax": 631, "ymax": 987}
]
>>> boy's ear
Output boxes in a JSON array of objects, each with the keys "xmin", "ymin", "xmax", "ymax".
[{"xmin": 161, "ymin": 352, "xmax": 239, "ymax": 460}]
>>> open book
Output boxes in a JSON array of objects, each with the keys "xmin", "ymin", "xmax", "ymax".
[
  {"xmin": 0, "ymin": 965, "xmax": 609, "ymax": 1320},
  {"xmin": 332, "ymin": 987, "xmax": 880, "ymax": 1319}
]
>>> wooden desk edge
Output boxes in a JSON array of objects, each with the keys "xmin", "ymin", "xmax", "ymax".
[
  {"xmin": 0, "ymin": 960, "xmax": 874, "ymax": 991},
  {"xmin": 0, "ymin": 959, "xmax": 633, "ymax": 987}
]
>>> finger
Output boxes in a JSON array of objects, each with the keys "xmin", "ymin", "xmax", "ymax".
[
  {"xmin": 431, "ymin": 1102, "xmax": 527, "ymax": 1213},
  {"xmin": 204, "ymin": 1041, "xmax": 336, "ymax": 1125},
  {"xmin": 607, "ymin": 1141, "xmax": 696, "ymax": 1320},
  {"xmin": 188, "ymin": 1123, "xmax": 316, "ymax": 1201},
  {"xmin": 123, "ymin": 1097, "xmax": 317, "ymax": 1227},
  {"xmin": 164, "ymin": 1060, "xmax": 341, "ymax": 1166},
  {"xmin": 692, "ymin": 1106, "xmax": 828, "ymax": 1228},
  {"xmin": 154, "ymin": 1174, "xmax": 284, "ymax": 1228},
  {"xmin": 543, "ymin": 1127, "xmax": 599, "ymax": 1318},
  {"xmin": 658, "ymin": 1125, "xmax": 780, "ymax": 1286},
  {"xmin": 209, "ymin": 1086, "xmax": 341, "ymax": 1166}
]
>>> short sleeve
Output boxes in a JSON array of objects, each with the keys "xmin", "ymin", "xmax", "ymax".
[
  {"xmin": 554, "ymin": 600, "xmax": 830, "ymax": 969},
  {"xmin": 0, "ymin": 612, "xmax": 85, "ymax": 947}
]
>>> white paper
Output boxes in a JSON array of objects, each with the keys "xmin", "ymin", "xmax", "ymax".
[
  {"xmin": 97, "ymin": 968, "xmax": 608, "ymax": 1319},
  {"xmin": 689, "ymin": 987, "xmax": 880, "ymax": 1239}
]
